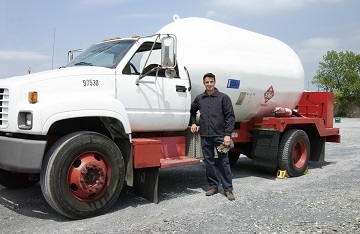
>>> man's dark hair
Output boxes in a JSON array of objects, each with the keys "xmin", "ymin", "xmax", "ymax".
[{"xmin": 203, "ymin": 72, "xmax": 216, "ymax": 81}]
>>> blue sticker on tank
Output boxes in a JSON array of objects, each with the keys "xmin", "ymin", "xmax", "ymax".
[{"xmin": 227, "ymin": 79, "xmax": 240, "ymax": 89}]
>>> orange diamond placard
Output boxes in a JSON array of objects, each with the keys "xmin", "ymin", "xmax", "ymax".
[{"xmin": 264, "ymin": 85, "xmax": 274, "ymax": 103}]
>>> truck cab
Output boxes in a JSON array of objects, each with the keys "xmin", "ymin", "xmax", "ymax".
[{"xmin": 0, "ymin": 34, "xmax": 190, "ymax": 171}]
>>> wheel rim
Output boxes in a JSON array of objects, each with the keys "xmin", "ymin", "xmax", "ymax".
[
  {"xmin": 292, "ymin": 139, "xmax": 307, "ymax": 168},
  {"xmin": 68, "ymin": 152, "xmax": 111, "ymax": 201}
]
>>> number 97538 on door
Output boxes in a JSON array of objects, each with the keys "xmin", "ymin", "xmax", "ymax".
[{"xmin": 83, "ymin": 79, "xmax": 99, "ymax": 86}]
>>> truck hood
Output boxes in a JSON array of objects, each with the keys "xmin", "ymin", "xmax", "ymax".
[{"xmin": 0, "ymin": 66, "xmax": 115, "ymax": 86}]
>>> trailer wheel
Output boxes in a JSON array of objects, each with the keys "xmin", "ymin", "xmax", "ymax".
[
  {"xmin": 0, "ymin": 169, "xmax": 39, "ymax": 188},
  {"xmin": 278, "ymin": 129, "xmax": 310, "ymax": 177},
  {"xmin": 40, "ymin": 131, "xmax": 125, "ymax": 219}
]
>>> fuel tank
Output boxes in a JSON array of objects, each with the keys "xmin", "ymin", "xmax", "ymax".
[{"xmin": 157, "ymin": 16, "xmax": 304, "ymax": 122}]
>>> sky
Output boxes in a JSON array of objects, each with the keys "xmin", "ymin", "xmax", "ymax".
[{"xmin": 0, "ymin": 0, "xmax": 359, "ymax": 90}]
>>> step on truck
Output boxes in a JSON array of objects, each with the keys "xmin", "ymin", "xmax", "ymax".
[{"xmin": 0, "ymin": 15, "xmax": 340, "ymax": 219}]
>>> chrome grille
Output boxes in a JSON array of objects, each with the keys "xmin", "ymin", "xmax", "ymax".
[{"xmin": 0, "ymin": 88, "xmax": 9, "ymax": 127}]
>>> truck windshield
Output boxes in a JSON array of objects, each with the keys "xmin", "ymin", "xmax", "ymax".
[{"xmin": 66, "ymin": 40, "xmax": 135, "ymax": 69}]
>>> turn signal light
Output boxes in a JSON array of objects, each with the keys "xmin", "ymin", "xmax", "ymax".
[{"xmin": 28, "ymin": 91, "xmax": 38, "ymax": 104}]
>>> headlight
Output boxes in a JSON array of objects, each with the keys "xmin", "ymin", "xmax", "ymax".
[{"xmin": 18, "ymin": 111, "xmax": 33, "ymax": 130}]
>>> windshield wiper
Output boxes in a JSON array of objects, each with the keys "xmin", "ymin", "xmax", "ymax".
[{"xmin": 74, "ymin": 61, "xmax": 94, "ymax": 66}]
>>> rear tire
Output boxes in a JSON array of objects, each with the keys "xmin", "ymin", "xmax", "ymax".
[
  {"xmin": 278, "ymin": 129, "xmax": 310, "ymax": 177},
  {"xmin": 40, "ymin": 131, "xmax": 125, "ymax": 219}
]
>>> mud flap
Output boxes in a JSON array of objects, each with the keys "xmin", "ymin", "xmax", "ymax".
[
  {"xmin": 252, "ymin": 129, "xmax": 280, "ymax": 168},
  {"xmin": 133, "ymin": 167, "xmax": 159, "ymax": 203},
  {"xmin": 309, "ymin": 135, "xmax": 325, "ymax": 162}
]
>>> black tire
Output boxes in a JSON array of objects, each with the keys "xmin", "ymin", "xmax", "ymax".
[
  {"xmin": 0, "ymin": 169, "xmax": 39, "ymax": 188},
  {"xmin": 40, "ymin": 131, "xmax": 125, "ymax": 219},
  {"xmin": 278, "ymin": 129, "xmax": 310, "ymax": 177},
  {"xmin": 228, "ymin": 152, "xmax": 240, "ymax": 167}
]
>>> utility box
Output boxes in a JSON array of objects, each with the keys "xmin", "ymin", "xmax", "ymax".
[{"xmin": 132, "ymin": 138, "xmax": 161, "ymax": 168}]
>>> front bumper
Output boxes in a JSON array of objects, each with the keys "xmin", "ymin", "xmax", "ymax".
[{"xmin": 0, "ymin": 135, "xmax": 46, "ymax": 173}]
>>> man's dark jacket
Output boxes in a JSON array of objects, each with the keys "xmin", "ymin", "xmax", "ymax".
[{"xmin": 190, "ymin": 88, "xmax": 235, "ymax": 137}]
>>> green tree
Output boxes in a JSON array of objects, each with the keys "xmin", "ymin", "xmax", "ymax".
[{"xmin": 312, "ymin": 50, "xmax": 360, "ymax": 116}]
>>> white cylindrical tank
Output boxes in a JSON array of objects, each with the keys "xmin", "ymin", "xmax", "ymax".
[{"xmin": 157, "ymin": 16, "xmax": 305, "ymax": 122}]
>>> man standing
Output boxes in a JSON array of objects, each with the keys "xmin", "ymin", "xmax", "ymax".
[{"xmin": 190, "ymin": 73, "xmax": 235, "ymax": 201}]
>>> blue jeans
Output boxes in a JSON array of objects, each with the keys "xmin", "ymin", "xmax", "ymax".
[{"xmin": 201, "ymin": 136, "xmax": 233, "ymax": 192}]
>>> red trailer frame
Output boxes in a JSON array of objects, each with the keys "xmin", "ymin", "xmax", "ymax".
[{"xmin": 131, "ymin": 92, "xmax": 340, "ymax": 202}]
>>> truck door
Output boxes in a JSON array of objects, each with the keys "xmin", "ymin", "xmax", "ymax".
[{"xmin": 116, "ymin": 42, "xmax": 190, "ymax": 132}]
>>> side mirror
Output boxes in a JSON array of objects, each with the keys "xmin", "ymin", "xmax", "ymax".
[
  {"xmin": 161, "ymin": 35, "xmax": 176, "ymax": 68},
  {"xmin": 67, "ymin": 49, "xmax": 83, "ymax": 63},
  {"xmin": 68, "ymin": 51, "xmax": 74, "ymax": 63}
]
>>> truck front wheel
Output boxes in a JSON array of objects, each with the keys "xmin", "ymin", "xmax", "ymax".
[
  {"xmin": 278, "ymin": 129, "xmax": 310, "ymax": 177},
  {"xmin": 40, "ymin": 131, "xmax": 125, "ymax": 219}
]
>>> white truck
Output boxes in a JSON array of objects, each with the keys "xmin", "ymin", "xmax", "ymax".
[{"xmin": 0, "ymin": 16, "xmax": 340, "ymax": 219}]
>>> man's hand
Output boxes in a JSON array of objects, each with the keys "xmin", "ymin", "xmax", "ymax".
[
  {"xmin": 223, "ymin": 135, "xmax": 231, "ymax": 146},
  {"xmin": 191, "ymin": 124, "xmax": 199, "ymax": 133}
]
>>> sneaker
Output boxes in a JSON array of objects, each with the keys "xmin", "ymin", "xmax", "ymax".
[
  {"xmin": 225, "ymin": 191, "xmax": 235, "ymax": 201},
  {"xmin": 205, "ymin": 188, "xmax": 218, "ymax": 196}
]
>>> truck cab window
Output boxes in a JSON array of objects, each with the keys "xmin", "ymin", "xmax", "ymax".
[{"xmin": 66, "ymin": 40, "xmax": 135, "ymax": 69}]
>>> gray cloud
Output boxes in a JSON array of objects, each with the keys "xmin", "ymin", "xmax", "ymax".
[
  {"xmin": 206, "ymin": 10, "xmax": 217, "ymax": 18},
  {"xmin": 300, "ymin": 37, "xmax": 341, "ymax": 49},
  {"xmin": 0, "ymin": 51, "xmax": 49, "ymax": 61}
]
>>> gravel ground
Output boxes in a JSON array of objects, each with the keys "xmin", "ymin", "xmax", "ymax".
[{"xmin": 0, "ymin": 118, "xmax": 359, "ymax": 234}]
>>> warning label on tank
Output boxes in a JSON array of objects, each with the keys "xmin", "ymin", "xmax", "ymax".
[
  {"xmin": 227, "ymin": 79, "xmax": 240, "ymax": 89},
  {"xmin": 264, "ymin": 85, "xmax": 274, "ymax": 103}
]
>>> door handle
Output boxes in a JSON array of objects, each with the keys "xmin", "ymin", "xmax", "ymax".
[{"xmin": 176, "ymin": 85, "xmax": 187, "ymax": 92}]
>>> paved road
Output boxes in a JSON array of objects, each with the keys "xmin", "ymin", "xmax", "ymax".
[{"xmin": 0, "ymin": 118, "xmax": 359, "ymax": 233}]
